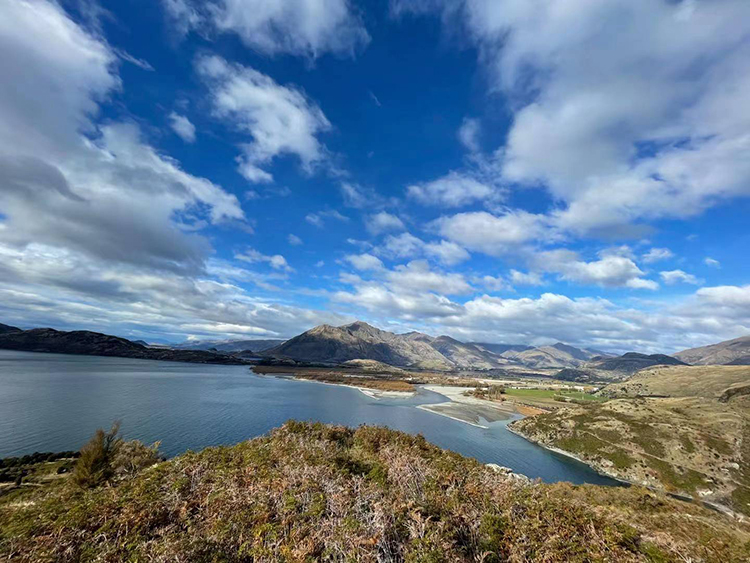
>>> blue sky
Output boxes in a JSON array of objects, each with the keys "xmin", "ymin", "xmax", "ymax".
[{"xmin": 0, "ymin": 0, "xmax": 749, "ymax": 353}]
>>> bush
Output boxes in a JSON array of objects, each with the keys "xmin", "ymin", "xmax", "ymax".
[
  {"xmin": 72, "ymin": 421, "xmax": 123, "ymax": 488},
  {"xmin": 113, "ymin": 439, "xmax": 162, "ymax": 477}
]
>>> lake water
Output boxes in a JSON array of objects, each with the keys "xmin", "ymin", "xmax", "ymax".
[{"xmin": 0, "ymin": 349, "xmax": 615, "ymax": 485}]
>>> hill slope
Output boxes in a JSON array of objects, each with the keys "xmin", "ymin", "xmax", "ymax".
[
  {"xmin": 268, "ymin": 322, "xmax": 605, "ymax": 371},
  {"xmin": 585, "ymin": 352, "xmax": 686, "ymax": 375},
  {"xmin": 676, "ymin": 335, "xmax": 750, "ymax": 365},
  {"xmin": 268, "ymin": 322, "xmax": 462, "ymax": 370},
  {"xmin": 2, "ymin": 422, "xmax": 748, "ymax": 561},
  {"xmin": 512, "ymin": 365, "xmax": 750, "ymax": 515},
  {"xmin": 0, "ymin": 323, "xmax": 20, "ymax": 334},
  {"xmin": 0, "ymin": 327, "xmax": 247, "ymax": 365},
  {"xmin": 602, "ymin": 365, "xmax": 750, "ymax": 399},
  {"xmin": 174, "ymin": 338, "xmax": 286, "ymax": 353}
]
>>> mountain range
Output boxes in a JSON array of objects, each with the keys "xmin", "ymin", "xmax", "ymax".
[
  {"xmin": 674, "ymin": 335, "xmax": 750, "ymax": 366},
  {"xmin": 0, "ymin": 326, "xmax": 248, "ymax": 365},
  {"xmin": 3, "ymin": 319, "xmax": 749, "ymax": 377},
  {"xmin": 265, "ymin": 321, "xmax": 607, "ymax": 371}
]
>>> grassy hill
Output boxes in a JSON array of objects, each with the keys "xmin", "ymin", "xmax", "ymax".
[
  {"xmin": 602, "ymin": 365, "xmax": 750, "ymax": 399},
  {"xmin": 511, "ymin": 365, "xmax": 750, "ymax": 517},
  {"xmin": 2, "ymin": 422, "xmax": 749, "ymax": 561}
]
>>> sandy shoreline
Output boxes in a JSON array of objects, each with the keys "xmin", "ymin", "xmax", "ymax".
[
  {"xmin": 267, "ymin": 373, "xmax": 417, "ymax": 399},
  {"xmin": 417, "ymin": 385, "xmax": 518, "ymax": 427}
]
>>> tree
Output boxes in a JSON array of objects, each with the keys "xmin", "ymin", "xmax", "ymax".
[{"xmin": 72, "ymin": 421, "xmax": 122, "ymax": 488}]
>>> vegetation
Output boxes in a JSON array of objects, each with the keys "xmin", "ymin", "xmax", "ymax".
[
  {"xmin": 2, "ymin": 422, "xmax": 749, "ymax": 562},
  {"xmin": 511, "ymin": 397, "xmax": 749, "ymax": 514},
  {"xmin": 254, "ymin": 365, "xmax": 416, "ymax": 392}
]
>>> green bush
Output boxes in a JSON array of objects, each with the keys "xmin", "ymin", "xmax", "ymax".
[{"xmin": 72, "ymin": 421, "xmax": 123, "ymax": 488}]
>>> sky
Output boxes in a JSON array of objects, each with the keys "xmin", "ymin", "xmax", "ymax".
[{"xmin": 0, "ymin": 0, "xmax": 749, "ymax": 353}]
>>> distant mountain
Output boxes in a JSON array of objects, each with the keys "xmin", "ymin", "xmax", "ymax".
[
  {"xmin": 266, "ymin": 322, "xmax": 455, "ymax": 370},
  {"xmin": 675, "ymin": 335, "xmax": 750, "ymax": 366},
  {"xmin": 264, "ymin": 321, "xmax": 606, "ymax": 371},
  {"xmin": 428, "ymin": 335, "xmax": 508, "ymax": 369},
  {"xmin": 469, "ymin": 342, "xmax": 532, "ymax": 355},
  {"xmin": 586, "ymin": 352, "xmax": 686, "ymax": 375},
  {"xmin": 0, "ymin": 323, "xmax": 21, "ymax": 334},
  {"xmin": 0, "ymin": 327, "xmax": 248, "ymax": 365},
  {"xmin": 499, "ymin": 342, "xmax": 602, "ymax": 369},
  {"xmin": 175, "ymin": 339, "xmax": 286, "ymax": 353}
]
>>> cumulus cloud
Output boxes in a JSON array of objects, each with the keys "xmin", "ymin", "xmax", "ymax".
[
  {"xmin": 162, "ymin": 0, "xmax": 369, "ymax": 58},
  {"xmin": 168, "ymin": 112, "xmax": 196, "ymax": 143},
  {"xmin": 407, "ymin": 171, "xmax": 501, "ymax": 208},
  {"xmin": 0, "ymin": 0, "xmax": 243, "ymax": 277},
  {"xmin": 395, "ymin": 0, "xmax": 750, "ymax": 236},
  {"xmin": 510, "ymin": 269, "xmax": 543, "ymax": 286},
  {"xmin": 534, "ymin": 250, "xmax": 658, "ymax": 290},
  {"xmin": 642, "ymin": 248, "xmax": 674, "ymax": 264},
  {"xmin": 660, "ymin": 270, "xmax": 702, "ymax": 286},
  {"xmin": 433, "ymin": 210, "xmax": 551, "ymax": 256},
  {"xmin": 287, "ymin": 234, "xmax": 303, "ymax": 245},
  {"xmin": 344, "ymin": 253, "xmax": 384, "ymax": 271},
  {"xmin": 366, "ymin": 211, "xmax": 405, "ymax": 235},
  {"xmin": 196, "ymin": 55, "xmax": 331, "ymax": 183}
]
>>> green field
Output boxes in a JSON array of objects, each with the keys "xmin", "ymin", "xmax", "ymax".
[{"xmin": 504, "ymin": 388, "xmax": 606, "ymax": 403}]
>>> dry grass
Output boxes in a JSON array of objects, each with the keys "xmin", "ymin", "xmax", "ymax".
[
  {"xmin": 2, "ymin": 422, "xmax": 750, "ymax": 562},
  {"xmin": 603, "ymin": 365, "xmax": 750, "ymax": 399}
]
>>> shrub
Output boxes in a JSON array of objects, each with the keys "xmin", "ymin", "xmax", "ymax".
[
  {"xmin": 72, "ymin": 421, "xmax": 123, "ymax": 488},
  {"xmin": 113, "ymin": 439, "xmax": 162, "ymax": 477}
]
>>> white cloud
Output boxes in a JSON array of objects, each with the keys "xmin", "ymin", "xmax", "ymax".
[
  {"xmin": 235, "ymin": 248, "xmax": 293, "ymax": 272},
  {"xmin": 196, "ymin": 55, "xmax": 331, "ymax": 183},
  {"xmin": 642, "ymin": 247, "xmax": 674, "ymax": 264},
  {"xmin": 474, "ymin": 275, "xmax": 506, "ymax": 292},
  {"xmin": 386, "ymin": 260, "xmax": 473, "ymax": 295},
  {"xmin": 704, "ymin": 257, "xmax": 721, "ymax": 268},
  {"xmin": 168, "ymin": 112, "xmax": 196, "ymax": 143},
  {"xmin": 395, "ymin": 0, "xmax": 750, "ymax": 236},
  {"xmin": 510, "ymin": 269, "xmax": 543, "ymax": 286},
  {"xmin": 211, "ymin": 0, "xmax": 369, "ymax": 58},
  {"xmin": 535, "ymin": 250, "xmax": 658, "ymax": 290},
  {"xmin": 406, "ymin": 171, "xmax": 500, "ymax": 207},
  {"xmin": 306, "ymin": 209, "xmax": 349, "ymax": 228},
  {"xmin": 287, "ymin": 234, "xmax": 303, "ymax": 245},
  {"xmin": 379, "ymin": 232, "xmax": 424, "ymax": 259},
  {"xmin": 366, "ymin": 211, "xmax": 405, "ymax": 235},
  {"xmin": 423, "ymin": 240, "xmax": 470, "ymax": 266},
  {"xmin": 162, "ymin": 0, "xmax": 369, "ymax": 58},
  {"xmin": 433, "ymin": 210, "xmax": 551, "ymax": 256},
  {"xmin": 0, "ymin": 1, "xmax": 243, "ymax": 276},
  {"xmin": 344, "ymin": 253, "xmax": 384, "ymax": 271},
  {"xmin": 340, "ymin": 182, "xmax": 388, "ymax": 208},
  {"xmin": 660, "ymin": 269, "xmax": 702, "ymax": 286},
  {"xmin": 457, "ymin": 117, "xmax": 480, "ymax": 152}
]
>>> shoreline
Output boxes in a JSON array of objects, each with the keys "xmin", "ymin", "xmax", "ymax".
[
  {"xmin": 264, "ymin": 372, "xmax": 416, "ymax": 399},
  {"xmin": 415, "ymin": 404, "xmax": 489, "ymax": 428},
  {"xmin": 505, "ymin": 424, "xmax": 744, "ymax": 519},
  {"xmin": 416, "ymin": 385, "xmax": 518, "ymax": 428}
]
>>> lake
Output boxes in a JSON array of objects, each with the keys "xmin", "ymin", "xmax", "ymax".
[{"xmin": 0, "ymin": 349, "xmax": 615, "ymax": 485}]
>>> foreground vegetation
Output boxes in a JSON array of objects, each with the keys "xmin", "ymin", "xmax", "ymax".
[{"xmin": 2, "ymin": 422, "xmax": 750, "ymax": 561}]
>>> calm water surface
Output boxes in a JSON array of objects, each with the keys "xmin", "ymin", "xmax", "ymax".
[{"xmin": 0, "ymin": 350, "xmax": 614, "ymax": 485}]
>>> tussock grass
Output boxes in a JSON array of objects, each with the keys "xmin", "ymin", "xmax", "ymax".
[{"xmin": 2, "ymin": 422, "xmax": 749, "ymax": 561}]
